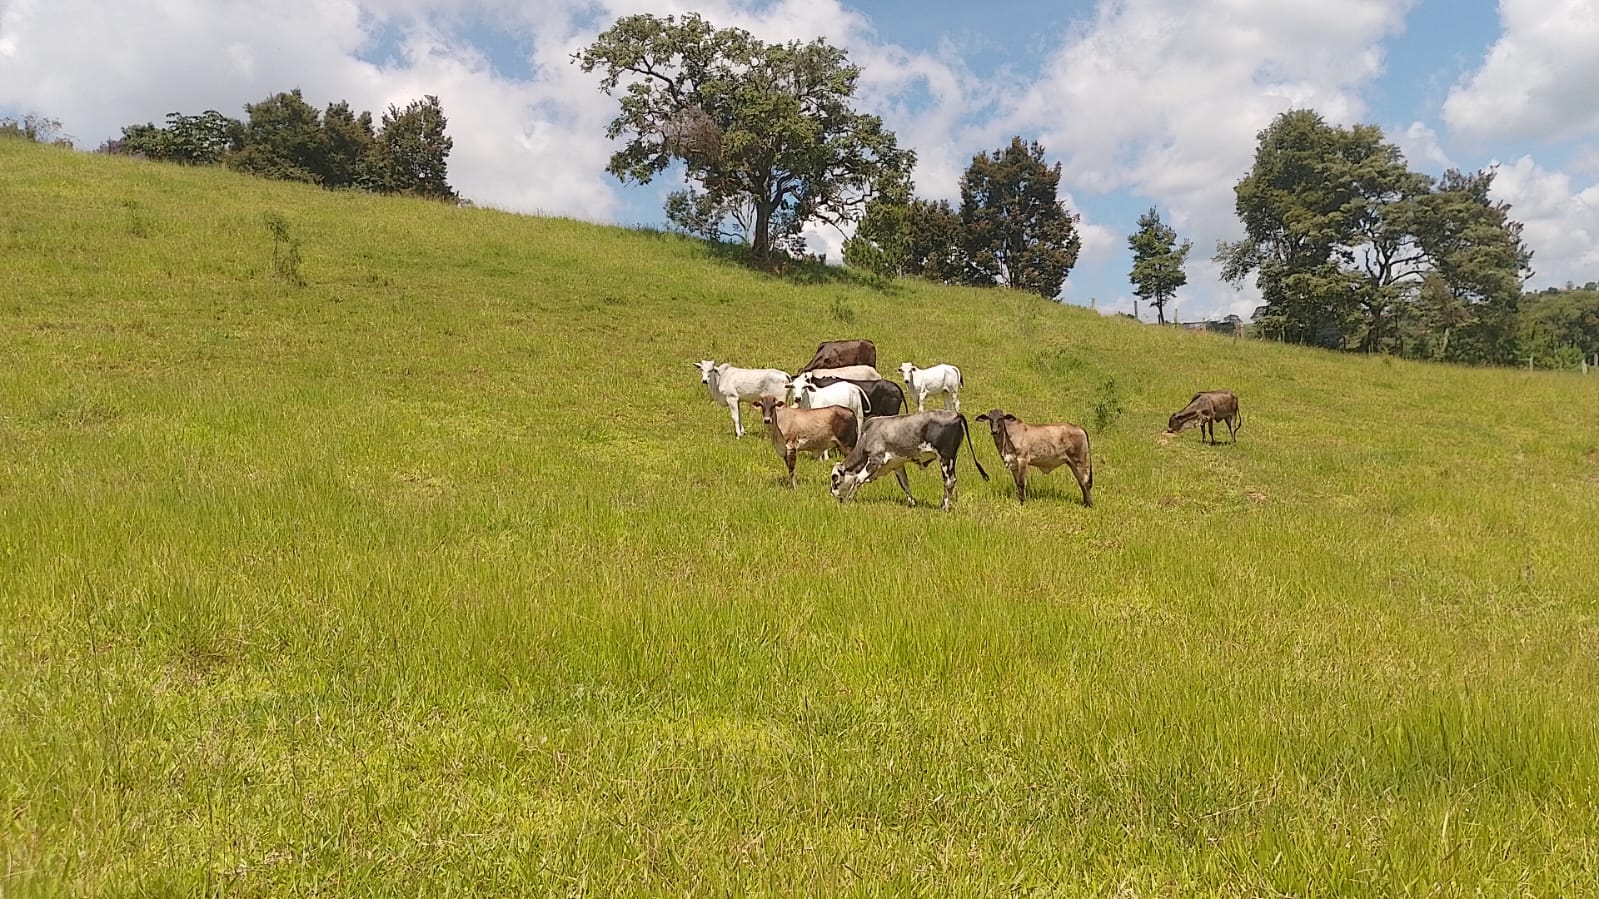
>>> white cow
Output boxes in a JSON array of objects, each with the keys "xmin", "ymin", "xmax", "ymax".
[
  {"xmin": 793, "ymin": 380, "xmax": 870, "ymax": 457},
  {"xmin": 899, "ymin": 362, "xmax": 963, "ymax": 412},
  {"xmin": 694, "ymin": 360, "xmax": 791, "ymax": 437}
]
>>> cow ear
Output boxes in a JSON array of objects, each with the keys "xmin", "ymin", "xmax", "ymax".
[
  {"xmin": 1004, "ymin": 414, "xmax": 1018, "ymax": 421},
  {"xmin": 975, "ymin": 413, "xmax": 988, "ymax": 422},
  {"xmin": 776, "ymin": 400, "xmax": 786, "ymax": 408}
]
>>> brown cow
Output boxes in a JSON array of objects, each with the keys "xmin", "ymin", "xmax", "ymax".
[
  {"xmin": 800, "ymin": 339, "xmax": 876, "ymax": 372},
  {"xmin": 752, "ymin": 395, "xmax": 858, "ymax": 487},
  {"xmin": 1166, "ymin": 390, "xmax": 1242, "ymax": 444},
  {"xmin": 975, "ymin": 409, "xmax": 1093, "ymax": 506}
]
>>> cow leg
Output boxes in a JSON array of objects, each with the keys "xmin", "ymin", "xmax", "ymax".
[
  {"xmin": 950, "ymin": 390, "xmax": 959, "ymax": 413},
  {"xmin": 916, "ymin": 393, "xmax": 926, "ymax": 413},
  {"xmin": 1012, "ymin": 465, "xmax": 1027, "ymax": 504},
  {"xmin": 1227, "ymin": 416, "xmax": 1238, "ymax": 444},
  {"xmin": 1072, "ymin": 463, "xmax": 1092, "ymax": 507},
  {"xmin": 730, "ymin": 400, "xmax": 745, "ymax": 438},
  {"xmin": 893, "ymin": 467, "xmax": 915, "ymax": 506},
  {"xmin": 940, "ymin": 458, "xmax": 958, "ymax": 511},
  {"xmin": 785, "ymin": 449, "xmax": 798, "ymax": 488}
]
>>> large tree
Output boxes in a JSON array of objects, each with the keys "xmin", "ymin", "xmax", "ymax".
[
  {"xmin": 575, "ymin": 13, "xmax": 913, "ymax": 263},
  {"xmin": 1127, "ymin": 207, "xmax": 1191, "ymax": 324},
  {"xmin": 365, "ymin": 96, "xmax": 455, "ymax": 200},
  {"xmin": 228, "ymin": 89, "xmax": 326, "ymax": 183},
  {"xmin": 1219, "ymin": 109, "xmax": 1530, "ymax": 358},
  {"xmin": 959, "ymin": 137, "xmax": 1081, "ymax": 299}
]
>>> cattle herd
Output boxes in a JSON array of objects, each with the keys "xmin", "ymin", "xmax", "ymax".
[{"xmin": 695, "ymin": 338, "xmax": 1243, "ymax": 511}]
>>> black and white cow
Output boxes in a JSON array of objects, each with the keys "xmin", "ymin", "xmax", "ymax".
[{"xmin": 829, "ymin": 410, "xmax": 989, "ymax": 511}]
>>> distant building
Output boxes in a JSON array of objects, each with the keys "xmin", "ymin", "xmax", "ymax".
[{"xmin": 1177, "ymin": 314, "xmax": 1245, "ymax": 335}]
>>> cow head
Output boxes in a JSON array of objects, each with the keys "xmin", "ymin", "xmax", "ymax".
[
  {"xmin": 975, "ymin": 409, "xmax": 1018, "ymax": 455},
  {"xmin": 693, "ymin": 360, "xmax": 717, "ymax": 384},
  {"xmin": 829, "ymin": 459, "xmax": 865, "ymax": 502},
  {"xmin": 789, "ymin": 372, "xmax": 814, "ymax": 398},
  {"xmin": 898, "ymin": 362, "xmax": 915, "ymax": 384},
  {"xmin": 751, "ymin": 394, "xmax": 785, "ymax": 425},
  {"xmin": 1167, "ymin": 408, "xmax": 1199, "ymax": 433}
]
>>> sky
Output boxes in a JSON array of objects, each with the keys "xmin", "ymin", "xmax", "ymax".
[{"xmin": 3, "ymin": 0, "xmax": 1598, "ymax": 321}]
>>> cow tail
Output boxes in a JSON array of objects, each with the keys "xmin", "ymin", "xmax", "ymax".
[
  {"xmin": 1235, "ymin": 410, "xmax": 1244, "ymax": 434},
  {"xmin": 959, "ymin": 415, "xmax": 990, "ymax": 481}
]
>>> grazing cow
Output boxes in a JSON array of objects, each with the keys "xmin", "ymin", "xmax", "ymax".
[
  {"xmin": 803, "ymin": 376, "xmax": 905, "ymax": 418},
  {"xmin": 793, "ymin": 379, "xmax": 870, "ymax": 431},
  {"xmin": 975, "ymin": 409, "xmax": 1093, "ymax": 506},
  {"xmin": 800, "ymin": 339, "xmax": 876, "ymax": 372},
  {"xmin": 751, "ymin": 395, "xmax": 857, "ymax": 487},
  {"xmin": 1166, "ymin": 390, "xmax": 1242, "ymax": 444},
  {"xmin": 694, "ymin": 360, "xmax": 790, "ymax": 438},
  {"xmin": 898, "ymin": 362, "xmax": 963, "ymax": 412},
  {"xmin": 805, "ymin": 364, "xmax": 882, "ymax": 382},
  {"xmin": 829, "ymin": 410, "xmax": 989, "ymax": 511}
]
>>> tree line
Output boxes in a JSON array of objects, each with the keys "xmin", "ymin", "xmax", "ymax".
[
  {"xmin": 100, "ymin": 90, "xmax": 456, "ymax": 200},
  {"xmin": 575, "ymin": 14, "xmax": 1551, "ymax": 369}
]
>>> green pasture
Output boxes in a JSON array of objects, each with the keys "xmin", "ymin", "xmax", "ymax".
[{"xmin": 3, "ymin": 139, "xmax": 1598, "ymax": 896}]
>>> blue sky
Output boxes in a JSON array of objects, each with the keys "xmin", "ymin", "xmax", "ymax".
[{"xmin": 4, "ymin": 0, "xmax": 1597, "ymax": 318}]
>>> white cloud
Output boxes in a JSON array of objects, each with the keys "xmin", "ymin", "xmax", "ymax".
[
  {"xmin": 1490, "ymin": 155, "xmax": 1599, "ymax": 287},
  {"xmin": 1443, "ymin": 0, "xmax": 1599, "ymax": 142},
  {"xmin": 993, "ymin": 0, "xmax": 1414, "ymax": 317},
  {"xmin": 1394, "ymin": 121, "xmax": 1453, "ymax": 171}
]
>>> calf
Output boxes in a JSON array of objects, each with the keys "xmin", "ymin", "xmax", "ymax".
[
  {"xmin": 751, "ymin": 395, "xmax": 857, "ymax": 487},
  {"xmin": 830, "ymin": 411, "xmax": 989, "ymax": 511},
  {"xmin": 803, "ymin": 375, "xmax": 905, "ymax": 418},
  {"xmin": 1166, "ymin": 390, "xmax": 1242, "ymax": 444},
  {"xmin": 801, "ymin": 339, "xmax": 876, "ymax": 372},
  {"xmin": 694, "ymin": 360, "xmax": 790, "ymax": 438},
  {"xmin": 975, "ymin": 409, "xmax": 1093, "ymax": 506},
  {"xmin": 899, "ymin": 362, "xmax": 963, "ymax": 412}
]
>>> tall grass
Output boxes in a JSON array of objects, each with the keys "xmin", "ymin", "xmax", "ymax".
[{"xmin": 3, "ymin": 139, "xmax": 1598, "ymax": 896}]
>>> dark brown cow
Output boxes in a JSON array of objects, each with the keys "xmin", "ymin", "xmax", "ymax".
[
  {"xmin": 800, "ymin": 339, "xmax": 876, "ymax": 372},
  {"xmin": 975, "ymin": 409, "xmax": 1093, "ymax": 506},
  {"xmin": 1166, "ymin": 390, "xmax": 1242, "ymax": 444},
  {"xmin": 751, "ymin": 395, "xmax": 858, "ymax": 487}
]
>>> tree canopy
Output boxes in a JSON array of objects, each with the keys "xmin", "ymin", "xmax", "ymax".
[
  {"xmin": 960, "ymin": 137, "xmax": 1082, "ymax": 299},
  {"xmin": 575, "ymin": 13, "xmax": 913, "ymax": 263},
  {"xmin": 1219, "ymin": 109, "xmax": 1531, "ymax": 362},
  {"xmin": 105, "ymin": 91, "xmax": 455, "ymax": 200},
  {"xmin": 1127, "ymin": 208, "xmax": 1191, "ymax": 324},
  {"xmin": 843, "ymin": 175, "xmax": 964, "ymax": 282}
]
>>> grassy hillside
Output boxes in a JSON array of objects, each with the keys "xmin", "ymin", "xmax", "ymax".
[{"xmin": 3, "ymin": 138, "xmax": 1598, "ymax": 896}]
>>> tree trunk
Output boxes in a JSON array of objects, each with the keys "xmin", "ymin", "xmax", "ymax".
[{"xmin": 752, "ymin": 199, "xmax": 772, "ymax": 264}]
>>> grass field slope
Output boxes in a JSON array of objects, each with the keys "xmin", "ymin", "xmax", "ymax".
[{"xmin": 4, "ymin": 139, "xmax": 1598, "ymax": 896}]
